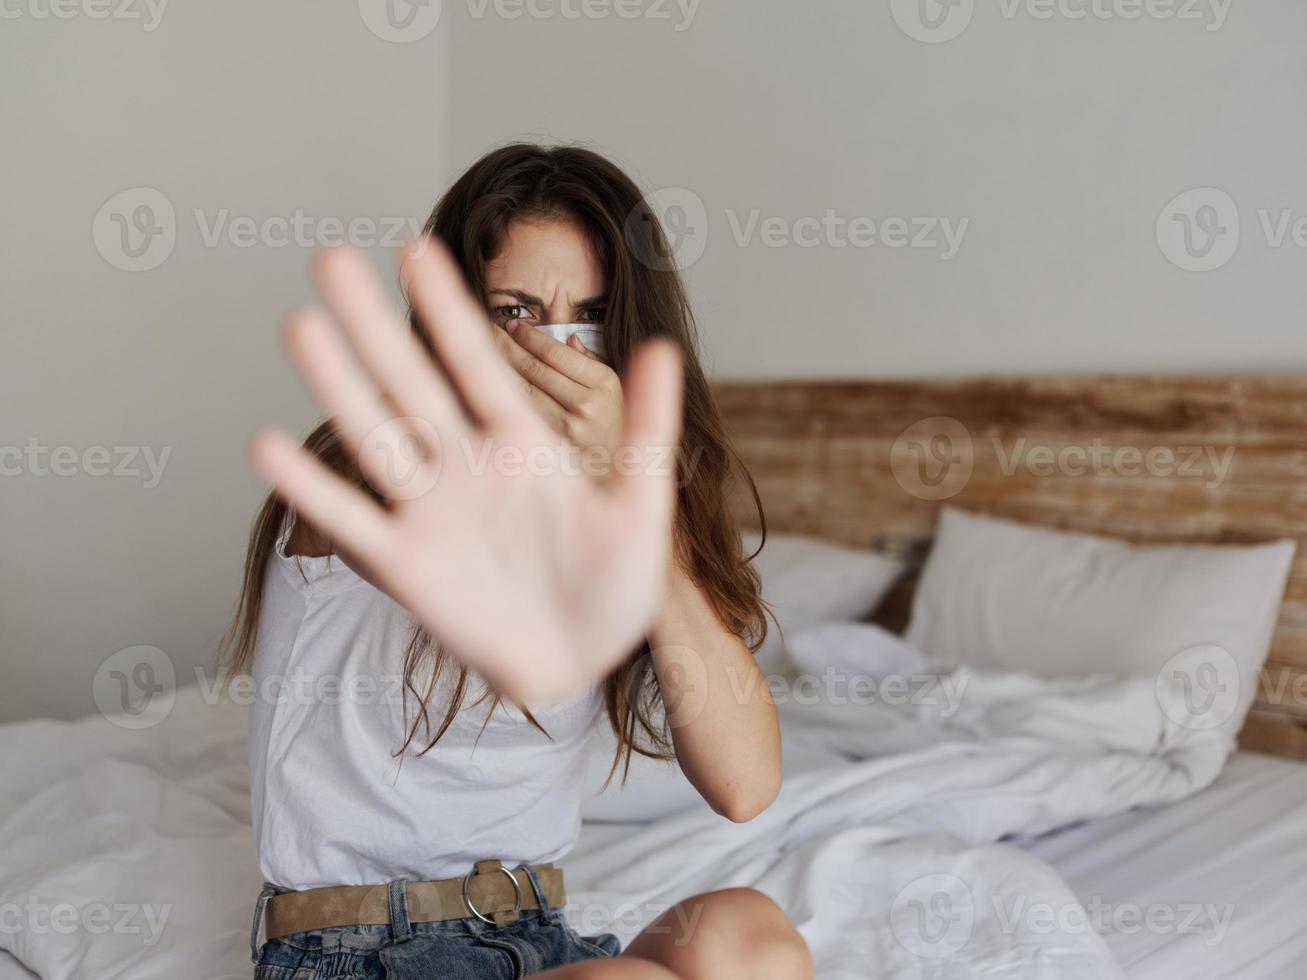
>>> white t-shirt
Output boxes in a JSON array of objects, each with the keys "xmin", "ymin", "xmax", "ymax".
[{"xmin": 248, "ymin": 522, "xmax": 603, "ymax": 890}]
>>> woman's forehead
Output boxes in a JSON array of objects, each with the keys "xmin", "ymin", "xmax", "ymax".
[{"xmin": 485, "ymin": 216, "xmax": 607, "ymax": 300}]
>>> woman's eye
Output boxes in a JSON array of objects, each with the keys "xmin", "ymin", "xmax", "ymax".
[
  {"xmin": 577, "ymin": 308, "xmax": 606, "ymax": 323},
  {"xmin": 493, "ymin": 305, "xmax": 532, "ymax": 323}
]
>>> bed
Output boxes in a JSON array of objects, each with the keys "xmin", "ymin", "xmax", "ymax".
[
  {"xmin": 3, "ymin": 374, "xmax": 1305, "ymax": 979},
  {"xmin": 3, "ymin": 689, "xmax": 1303, "ymax": 980},
  {"xmin": 709, "ymin": 373, "xmax": 1307, "ymax": 978}
]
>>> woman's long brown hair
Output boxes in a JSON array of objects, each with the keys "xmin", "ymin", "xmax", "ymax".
[{"xmin": 221, "ymin": 144, "xmax": 767, "ymax": 779}]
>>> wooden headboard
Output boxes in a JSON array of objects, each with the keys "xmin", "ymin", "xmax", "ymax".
[{"xmin": 714, "ymin": 376, "xmax": 1307, "ymax": 761}]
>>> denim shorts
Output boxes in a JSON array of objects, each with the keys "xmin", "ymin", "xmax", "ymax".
[{"xmin": 252, "ymin": 869, "xmax": 621, "ymax": 979}]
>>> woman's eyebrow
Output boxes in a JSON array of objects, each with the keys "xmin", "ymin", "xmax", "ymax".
[
  {"xmin": 487, "ymin": 288, "xmax": 609, "ymax": 309},
  {"xmin": 487, "ymin": 288, "xmax": 543, "ymax": 306}
]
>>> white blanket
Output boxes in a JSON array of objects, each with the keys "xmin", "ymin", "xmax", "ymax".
[
  {"xmin": 0, "ymin": 666, "xmax": 1230, "ymax": 979},
  {"xmin": 567, "ymin": 668, "xmax": 1231, "ymax": 979}
]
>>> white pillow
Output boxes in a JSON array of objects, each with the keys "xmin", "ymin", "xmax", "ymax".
[
  {"xmin": 784, "ymin": 621, "xmax": 926, "ymax": 681},
  {"xmin": 905, "ymin": 508, "xmax": 1295, "ymax": 738},
  {"xmin": 743, "ymin": 530, "xmax": 905, "ymax": 674}
]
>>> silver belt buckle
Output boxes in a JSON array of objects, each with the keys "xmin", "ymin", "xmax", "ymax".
[{"xmin": 462, "ymin": 865, "xmax": 523, "ymax": 924}]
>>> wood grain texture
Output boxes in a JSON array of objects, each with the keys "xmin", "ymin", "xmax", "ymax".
[{"xmin": 714, "ymin": 376, "xmax": 1307, "ymax": 760}]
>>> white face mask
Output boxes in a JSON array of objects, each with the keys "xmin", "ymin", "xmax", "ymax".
[{"xmin": 529, "ymin": 322, "xmax": 606, "ymax": 359}]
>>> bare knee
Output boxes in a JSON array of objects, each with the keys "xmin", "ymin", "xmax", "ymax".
[
  {"xmin": 627, "ymin": 887, "xmax": 812, "ymax": 980},
  {"xmin": 708, "ymin": 889, "xmax": 811, "ymax": 979},
  {"xmin": 533, "ymin": 955, "xmax": 679, "ymax": 979}
]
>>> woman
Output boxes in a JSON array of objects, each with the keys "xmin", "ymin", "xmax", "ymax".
[{"xmin": 229, "ymin": 144, "xmax": 812, "ymax": 979}]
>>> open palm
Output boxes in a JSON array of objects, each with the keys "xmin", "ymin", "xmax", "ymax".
[{"xmin": 249, "ymin": 241, "xmax": 682, "ymax": 704}]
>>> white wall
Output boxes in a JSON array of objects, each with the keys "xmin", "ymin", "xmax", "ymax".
[
  {"xmin": 4, "ymin": 1, "xmax": 1305, "ymax": 721},
  {"xmin": 0, "ymin": 1, "xmax": 451, "ymax": 721},
  {"xmin": 444, "ymin": 0, "xmax": 1307, "ymax": 379}
]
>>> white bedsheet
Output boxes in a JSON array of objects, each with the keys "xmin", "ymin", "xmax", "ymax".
[
  {"xmin": 0, "ymin": 669, "xmax": 1272, "ymax": 979},
  {"xmin": 1017, "ymin": 751, "xmax": 1307, "ymax": 980},
  {"xmin": 0, "ymin": 953, "xmax": 35, "ymax": 980}
]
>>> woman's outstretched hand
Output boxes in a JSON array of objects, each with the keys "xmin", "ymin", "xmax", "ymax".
[{"xmin": 248, "ymin": 239, "xmax": 682, "ymax": 704}]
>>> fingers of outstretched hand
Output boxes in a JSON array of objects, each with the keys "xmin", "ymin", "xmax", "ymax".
[
  {"xmin": 614, "ymin": 338, "xmax": 683, "ymax": 519},
  {"xmin": 399, "ymin": 238, "xmax": 539, "ymax": 430},
  {"xmin": 248, "ymin": 427, "xmax": 394, "ymax": 565},
  {"xmin": 313, "ymin": 246, "xmax": 464, "ymax": 433},
  {"xmin": 283, "ymin": 308, "xmax": 436, "ymax": 497}
]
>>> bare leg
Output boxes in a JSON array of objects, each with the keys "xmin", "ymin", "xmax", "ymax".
[
  {"xmin": 532, "ymin": 956, "xmax": 681, "ymax": 979},
  {"xmin": 533, "ymin": 888, "xmax": 810, "ymax": 980},
  {"xmin": 623, "ymin": 887, "xmax": 812, "ymax": 980}
]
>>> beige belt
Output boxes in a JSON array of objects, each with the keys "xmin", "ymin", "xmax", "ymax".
[{"xmin": 265, "ymin": 860, "xmax": 565, "ymax": 941}]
